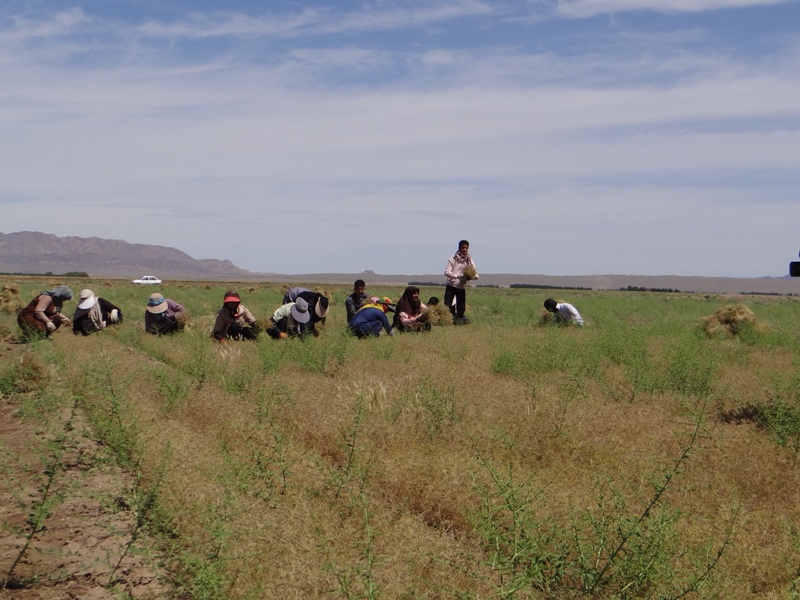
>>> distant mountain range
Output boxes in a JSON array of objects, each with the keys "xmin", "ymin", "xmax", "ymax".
[
  {"xmin": 0, "ymin": 231, "xmax": 260, "ymax": 280},
  {"xmin": 1, "ymin": 231, "xmax": 798, "ymax": 295}
]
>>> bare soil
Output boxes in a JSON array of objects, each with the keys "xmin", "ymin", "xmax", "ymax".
[{"xmin": 0, "ymin": 342, "xmax": 173, "ymax": 599}]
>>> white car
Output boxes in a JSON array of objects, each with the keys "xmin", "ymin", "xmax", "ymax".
[{"xmin": 132, "ymin": 275, "xmax": 162, "ymax": 285}]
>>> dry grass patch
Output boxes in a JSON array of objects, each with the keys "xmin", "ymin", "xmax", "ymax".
[
  {"xmin": 0, "ymin": 282, "xmax": 22, "ymax": 314},
  {"xmin": 2, "ymin": 349, "xmax": 50, "ymax": 393}
]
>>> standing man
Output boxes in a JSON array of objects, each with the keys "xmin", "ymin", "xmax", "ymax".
[
  {"xmin": 444, "ymin": 240, "xmax": 478, "ymax": 325},
  {"xmin": 345, "ymin": 279, "xmax": 368, "ymax": 324}
]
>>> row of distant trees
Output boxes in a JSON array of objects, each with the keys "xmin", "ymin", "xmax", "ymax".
[
  {"xmin": 620, "ymin": 285, "xmax": 685, "ymax": 293},
  {"xmin": 409, "ymin": 281, "xmax": 687, "ymax": 292},
  {"xmin": 0, "ymin": 271, "xmax": 89, "ymax": 277},
  {"xmin": 511, "ymin": 283, "xmax": 592, "ymax": 290},
  {"xmin": 4, "ymin": 275, "xmax": 793, "ymax": 297},
  {"xmin": 408, "ymin": 281, "xmax": 593, "ymax": 290}
]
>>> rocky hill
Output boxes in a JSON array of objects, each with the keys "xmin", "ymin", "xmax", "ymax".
[{"xmin": 0, "ymin": 231, "xmax": 261, "ymax": 279}]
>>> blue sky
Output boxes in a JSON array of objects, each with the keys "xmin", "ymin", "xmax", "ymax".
[{"xmin": 2, "ymin": 0, "xmax": 799, "ymax": 277}]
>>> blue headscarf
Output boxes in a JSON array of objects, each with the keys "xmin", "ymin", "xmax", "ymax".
[{"xmin": 43, "ymin": 286, "xmax": 74, "ymax": 304}]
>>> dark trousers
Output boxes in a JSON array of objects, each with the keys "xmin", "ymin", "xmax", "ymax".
[
  {"xmin": 351, "ymin": 321, "xmax": 383, "ymax": 338},
  {"xmin": 228, "ymin": 323, "xmax": 259, "ymax": 340},
  {"xmin": 444, "ymin": 285, "xmax": 466, "ymax": 319}
]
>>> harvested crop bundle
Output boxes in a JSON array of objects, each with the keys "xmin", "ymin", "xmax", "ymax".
[
  {"xmin": 538, "ymin": 310, "xmax": 557, "ymax": 327},
  {"xmin": 699, "ymin": 303, "xmax": 763, "ymax": 338},
  {"xmin": 423, "ymin": 302, "xmax": 452, "ymax": 326},
  {"xmin": 0, "ymin": 283, "xmax": 22, "ymax": 314}
]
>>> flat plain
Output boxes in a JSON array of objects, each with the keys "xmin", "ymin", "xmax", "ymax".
[{"xmin": 2, "ymin": 277, "xmax": 800, "ymax": 599}]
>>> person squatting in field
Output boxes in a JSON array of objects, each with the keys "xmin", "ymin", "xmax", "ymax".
[
  {"xmin": 17, "ymin": 286, "xmax": 73, "ymax": 339},
  {"xmin": 281, "ymin": 286, "xmax": 329, "ymax": 337},
  {"xmin": 543, "ymin": 298, "xmax": 584, "ymax": 326},
  {"xmin": 349, "ymin": 297, "xmax": 395, "ymax": 338},
  {"xmin": 444, "ymin": 240, "xmax": 478, "ymax": 325},
  {"xmin": 345, "ymin": 279, "xmax": 368, "ymax": 323},
  {"xmin": 212, "ymin": 291, "xmax": 260, "ymax": 342},
  {"xmin": 72, "ymin": 289, "xmax": 123, "ymax": 335},
  {"xmin": 266, "ymin": 297, "xmax": 311, "ymax": 339},
  {"xmin": 393, "ymin": 286, "xmax": 430, "ymax": 333},
  {"xmin": 144, "ymin": 292, "xmax": 188, "ymax": 335}
]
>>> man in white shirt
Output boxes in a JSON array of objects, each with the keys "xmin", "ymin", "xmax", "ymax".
[{"xmin": 543, "ymin": 298, "xmax": 584, "ymax": 326}]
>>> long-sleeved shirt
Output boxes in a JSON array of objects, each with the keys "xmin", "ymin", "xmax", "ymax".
[
  {"xmin": 349, "ymin": 306, "xmax": 393, "ymax": 337},
  {"xmin": 444, "ymin": 252, "xmax": 479, "ymax": 289},
  {"xmin": 555, "ymin": 302, "xmax": 584, "ymax": 326},
  {"xmin": 396, "ymin": 302, "xmax": 428, "ymax": 330},
  {"xmin": 212, "ymin": 304, "xmax": 257, "ymax": 340},
  {"xmin": 345, "ymin": 292, "xmax": 368, "ymax": 323},
  {"xmin": 144, "ymin": 298, "xmax": 186, "ymax": 334},
  {"xmin": 268, "ymin": 303, "xmax": 303, "ymax": 336},
  {"xmin": 73, "ymin": 298, "xmax": 123, "ymax": 335}
]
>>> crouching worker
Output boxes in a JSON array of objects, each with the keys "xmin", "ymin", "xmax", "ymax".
[
  {"xmin": 393, "ymin": 286, "xmax": 430, "ymax": 333},
  {"xmin": 349, "ymin": 297, "xmax": 395, "ymax": 338},
  {"xmin": 345, "ymin": 279, "xmax": 368, "ymax": 323},
  {"xmin": 266, "ymin": 297, "xmax": 311, "ymax": 340},
  {"xmin": 73, "ymin": 289, "xmax": 123, "ymax": 335},
  {"xmin": 282, "ymin": 287, "xmax": 329, "ymax": 336},
  {"xmin": 145, "ymin": 292, "xmax": 187, "ymax": 335},
  {"xmin": 17, "ymin": 286, "xmax": 73, "ymax": 340},
  {"xmin": 543, "ymin": 298, "xmax": 584, "ymax": 327},
  {"xmin": 212, "ymin": 291, "xmax": 260, "ymax": 342}
]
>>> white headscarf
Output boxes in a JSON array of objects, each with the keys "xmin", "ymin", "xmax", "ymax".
[{"xmin": 74, "ymin": 290, "xmax": 105, "ymax": 331}]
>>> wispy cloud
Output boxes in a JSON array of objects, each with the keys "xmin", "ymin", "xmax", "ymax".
[
  {"xmin": 1, "ymin": 0, "xmax": 798, "ymax": 276},
  {"xmin": 136, "ymin": 0, "xmax": 494, "ymax": 40},
  {"xmin": 3, "ymin": 7, "xmax": 90, "ymax": 41},
  {"xmin": 555, "ymin": 0, "xmax": 790, "ymax": 18}
]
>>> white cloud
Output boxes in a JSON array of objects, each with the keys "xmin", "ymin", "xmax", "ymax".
[
  {"xmin": 1, "ymin": 1, "xmax": 798, "ymax": 277},
  {"xmin": 135, "ymin": 0, "xmax": 494, "ymax": 40},
  {"xmin": 137, "ymin": 9, "xmax": 323, "ymax": 39},
  {"xmin": 556, "ymin": 0, "xmax": 790, "ymax": 18},
  {"xmin": 3, "ymin": 8, "xmax": 90, "ymax": 41}
]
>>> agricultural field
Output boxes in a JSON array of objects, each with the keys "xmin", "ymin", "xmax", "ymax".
[{"xmin": 2, "ymin": 277, "xmax": 800, "ymax": 599}]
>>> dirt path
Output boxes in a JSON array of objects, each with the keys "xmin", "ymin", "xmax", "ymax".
[{"xmin": 0, "ymin": 353, "xmax": 174, "ymax": 599}]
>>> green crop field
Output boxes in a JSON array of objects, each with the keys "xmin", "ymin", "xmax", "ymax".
[{"xmin": 2, "ymin": 277, "xmax": 800, "ymax": 598}]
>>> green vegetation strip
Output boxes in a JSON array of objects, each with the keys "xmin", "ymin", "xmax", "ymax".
[{"xmin": 2, "ymin": 278, "xmax": 800, "ymax": 598}]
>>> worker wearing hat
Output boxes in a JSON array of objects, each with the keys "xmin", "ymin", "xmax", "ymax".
[
  {"xmin": 211, "ymin": 290, "xmax": 260, "ymax": 342},
  {"xmin": 145, "ymin": 292, "xmax": 188, "ymax": 335},
  {"xmin": 281, "ymin": 287, "xmax": 330, "ymax": 337},
  {"xmin": 72, "ymin": 288, "xmax": 123, "ymax": 336},
  {"xmin": 266, "ymin": 296, "xmax": 312, "ymax": 340}
]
